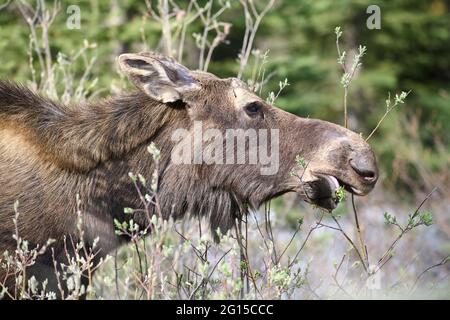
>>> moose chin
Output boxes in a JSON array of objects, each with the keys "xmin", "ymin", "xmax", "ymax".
[{"xmin": 0, "ymin": 51, "xmax": 378, "ymax": 296}]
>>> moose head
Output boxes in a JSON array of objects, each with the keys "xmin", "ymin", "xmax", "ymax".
[{"xmin": 118, "ymin": 52, "xmax": 378, "ymax": 217}]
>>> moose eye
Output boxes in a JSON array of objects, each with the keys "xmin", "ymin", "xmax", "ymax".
[{"xmin": 244, "ymin": 102, "xmax": 263, "ymax": 117}]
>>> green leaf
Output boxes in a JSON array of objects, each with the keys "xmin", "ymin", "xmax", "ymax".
[
  {"xmin": 123, "ymin": 207, "xmax": 134, "ymax": 215},
  {"xmin": 295, "ymin": 155, "xmax": 307, "ymax": 168},
  {"xmin": 383, "ymin": 212, "xmax": 397, "ymax": 225},
  {"xmin": 419, "ymin": 211, "xmax": 433, "ymax": 226}
]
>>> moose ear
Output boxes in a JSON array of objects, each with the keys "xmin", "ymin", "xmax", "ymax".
[{"xmin": 118, "ymin": 52, "xmax": 200, "ymax": 103}]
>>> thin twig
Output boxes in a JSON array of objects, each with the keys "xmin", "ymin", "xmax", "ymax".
[
  {"xmin": 411, "ymin": 256, "xmax": 449, "ymax": 291},
  {"xmin": 351, "ymin": 194, "xmax": 368, "ymax": 268}
]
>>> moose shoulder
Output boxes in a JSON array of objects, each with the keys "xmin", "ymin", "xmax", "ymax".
[{"xmin": 0, "ymin": 52, "xmax": 378, "ymax": 295}]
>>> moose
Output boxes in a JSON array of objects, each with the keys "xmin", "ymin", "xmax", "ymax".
[{"xmin": 0, "ymin": 52, "xmax": 378, "ymax": 296}]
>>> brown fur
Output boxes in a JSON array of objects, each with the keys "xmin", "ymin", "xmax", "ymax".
[{"xmin": 0, "ymin": 52, "xmax": 378, "ymax": 296}]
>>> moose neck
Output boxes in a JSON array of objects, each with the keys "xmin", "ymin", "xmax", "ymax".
[
  {"xmin": 87, "ymin": 94, "xmax": 245, "ymax": 243},
  {"xmin": 114, "ymin": 137, "xmax": 247, "ymax": 240}
]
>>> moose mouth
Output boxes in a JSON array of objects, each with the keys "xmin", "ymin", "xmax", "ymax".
[
  {"xmin": 302, "ymin": 174, "xmax": 367, "ymax": 211},
  {"xmin": 323, "ymin": 174, "xmax": 366, "ymax": 195}
]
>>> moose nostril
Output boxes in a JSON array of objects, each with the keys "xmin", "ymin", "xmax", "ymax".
[{"xmin": 350, "ymin": 159, "xmax": 377, "ymax": 182}]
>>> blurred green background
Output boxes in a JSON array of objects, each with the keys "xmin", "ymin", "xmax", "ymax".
[{"xmin": 0, "ymin": 0, "xmax": 448, "ymax": 199}]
